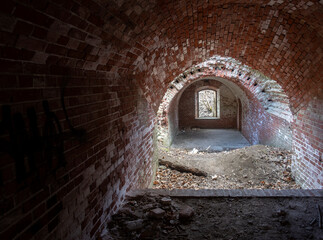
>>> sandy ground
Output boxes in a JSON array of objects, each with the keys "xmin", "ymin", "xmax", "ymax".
[
  {"xmin": 102, "ymin": 192, "xmax": 323, "ymax": 240},
  {"xmin": 152, "ymin": 145, "xmax": 300, "ymax": 190}
]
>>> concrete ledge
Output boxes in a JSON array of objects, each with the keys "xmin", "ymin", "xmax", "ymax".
[{"xmin": 129, "ymin": 189, "xmax": 323, "ymax": 198}]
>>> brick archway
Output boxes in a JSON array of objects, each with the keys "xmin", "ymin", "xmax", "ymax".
[
  {"xmin": 155, "ymin": 55, "xmax": 323, "ymax": 189},
  {"xmin": 159, "ymin": 56, "xmax": 292, "ymax": 121},
  {"xmin": 157, "ymin": 55, "xmax": 293, "ymax": 147}
]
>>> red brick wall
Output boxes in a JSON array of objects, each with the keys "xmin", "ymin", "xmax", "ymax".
[
  {"xmin": 241, "ymin": 100, "xmax": 292, "ymax": 150},
  {"xmin": 178, "ymin": 80, "xmax": 237, "ymax": 129},
  {"xmin": 292, "ymin": 98, "xmax": 323, "ymax": 189},
  {"xmin": 0, "ymin": 0, "xmax": 322, "ymax": 239},
  {"xmin": 0, "ymin": 72, "xmax": 155, "ymax": 239},
  {"xmin": 0, "ymin": 1, "xmax": 156, "ymax": 238}
]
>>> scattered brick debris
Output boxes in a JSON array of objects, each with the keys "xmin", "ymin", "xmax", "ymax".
[{"xmin": 153, "ymin": 145, "xmax": 300, "ymax": 190}]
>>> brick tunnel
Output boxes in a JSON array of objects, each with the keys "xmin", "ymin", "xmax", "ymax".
[{"xmin": 0, "ymin": 0, "xmax": 322, "ymax": 239}]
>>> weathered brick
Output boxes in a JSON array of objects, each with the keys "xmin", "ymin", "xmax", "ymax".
[{"xmin": 0, "ymin": 1, "xmax": 321, "ymax": 240}]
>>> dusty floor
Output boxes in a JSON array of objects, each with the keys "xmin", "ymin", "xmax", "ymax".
[
  {"xmin": 153, "ymin": 145, "xmax": 300, "ymax": 190},
  {"xmin": 172, "ymin": 129, "xmax": 250, "ymax": 152},
  {"xmin": 102, "ymin": 192, "xmax": 323, "ymax": 240}
]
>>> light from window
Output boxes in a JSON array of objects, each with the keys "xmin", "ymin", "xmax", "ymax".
[{"xmin": 198, "ymin": 89, "xmax": 219, "ymax": 118}]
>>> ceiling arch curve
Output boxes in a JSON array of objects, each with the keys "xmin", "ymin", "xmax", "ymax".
[
  {"xmin": 128, "ymin": 1, "xmax": 322, "ymax": 115},
  {"xmin": 159, "ymin": 55, "xmax": 293, "ymax": 123}
]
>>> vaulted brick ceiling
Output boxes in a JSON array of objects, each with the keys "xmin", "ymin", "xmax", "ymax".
[
  {"xmin": 0, "ymin": 1, "xmax": 322, "ymax": 239},
  {"xmin": 3, "ymin": 0, "xmax": 322, "ymax": 111}
]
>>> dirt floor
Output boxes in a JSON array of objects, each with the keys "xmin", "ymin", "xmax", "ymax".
[
  {"xmin": 170, "ymin": 129, "xmax": 250, "ymax": 152},
  {"xmin": 152, "ymin": 145, "xmax": 300, "ymax": 190},
  {"xmin": 102, "ymin": 192, "xmax": 323, "ymax": 240}
]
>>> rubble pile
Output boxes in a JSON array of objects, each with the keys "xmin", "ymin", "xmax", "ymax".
[
  {"xmin": 153, "ymin": 167, "xmax": 211, "ymax": 189},
  {"xmin": 101, "ymin": 193, "xmax": 323, "ymax": 240},
  {"xmin": 153, "ymin": 145, "xmax": 300, "ymax": 190},
  {"xmin": 103, "ymin": 193, "xmax": 195, "ymax": 239}
]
